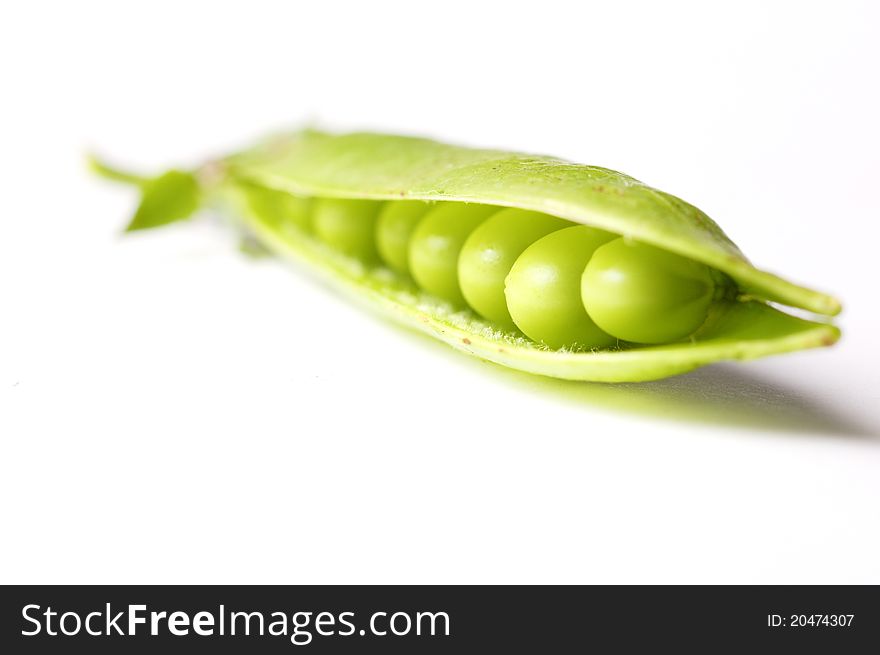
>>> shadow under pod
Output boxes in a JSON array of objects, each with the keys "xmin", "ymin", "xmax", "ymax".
[{"xmin": 485, "ymin": 360, "xmax": 878, "ymax": 441}]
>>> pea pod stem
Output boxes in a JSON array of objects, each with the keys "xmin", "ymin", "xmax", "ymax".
[{"xmin": 87, "ymin": 155, "xmax": 150, "ymax": 186}]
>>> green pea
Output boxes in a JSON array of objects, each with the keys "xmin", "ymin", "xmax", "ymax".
[
  {"xmin": 459, "ymin": 209, "xmax": 572, "ymax": 327},
  {"xmin": 312, "ymin": 198, "xmax": 383, "ymax": 263},
  {"xmin": 375, "ymin": 200, "xmax": 432, "ymax": 275},
  {"xmin": 408, "ymin": 203, "xmax": 499, "ymax": 305},
  {"xmin": 505, "ymin": 225, "xmax": 617, "ymax": 349},
  {"xmin": 581, "ymin": 238, "xmax": 716, "ymax": 343},
  {"xmin": 242, "ymin": 183, "xmax": 312, "ymax": 236}
]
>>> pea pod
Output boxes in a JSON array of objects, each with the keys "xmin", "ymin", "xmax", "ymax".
[{"xmin": 91, "ymin": 130, "xmax": 840, "ymax": 382}]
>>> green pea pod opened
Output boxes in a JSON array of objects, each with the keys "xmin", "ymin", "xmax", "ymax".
[{"xmin": 91, "ymin": 130, "xmax": 841, "ymax": 382}]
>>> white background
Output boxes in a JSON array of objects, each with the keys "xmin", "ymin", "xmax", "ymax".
[{"xmin": 2, "ymin": 0, "xmax": 879, "ymax": 584}]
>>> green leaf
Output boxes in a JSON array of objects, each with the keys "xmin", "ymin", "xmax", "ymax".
[{"xmin": 125, "ymin": 170, "xmax": 201, "ymax": 232}]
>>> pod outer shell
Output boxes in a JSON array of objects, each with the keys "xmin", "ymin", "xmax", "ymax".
[{"xmin": 228, "ymin": 130, "xmax": 840, "ymax": 317}]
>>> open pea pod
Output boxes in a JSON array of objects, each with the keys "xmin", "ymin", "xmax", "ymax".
[{"xmin": 94, "ymin": 130, "xmax": 841, "ymax": 382}]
